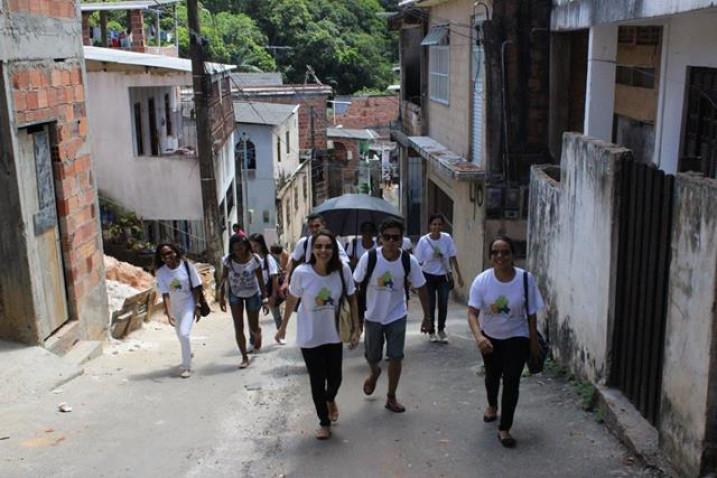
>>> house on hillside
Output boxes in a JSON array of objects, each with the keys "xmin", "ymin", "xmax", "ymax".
[
  {"xmin": 84, "ymin": 47, "xmax": 237, "ymax": 254},
  {"xmin": 330, "ymin": 94, "xmax": 399, "ymax": 139},
  {"xmin": 327, "ymin": 127, "xmax": 383, "ymax": 197},
  {"xmin": 233, "ymin": 101, "xmax": 301, "ymax": 242},
  {"xmin": 81, "ymin": 0, "xmax": 181, "ymax": 57},
  {"xmin": 389, "ymin": 0, "xmax": 551, "ymax": 298},
  {"xmin": 232, "ymin": 84, "xmax": 333, "ymax": 205},
  {"xmin": 0, "ymin": 1, "xmax": 109, "ymax": 349}
]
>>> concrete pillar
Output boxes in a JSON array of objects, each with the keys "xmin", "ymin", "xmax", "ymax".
[{"xmin": 583, "ymin": 24, "xmax": 617, "ymax": 141}]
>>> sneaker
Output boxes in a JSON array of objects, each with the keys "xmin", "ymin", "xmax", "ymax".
[
  {"xmin": 429, "ymin": 333, "xmax": 438, "ymax": 343},
  {"xmin": 438, "ymin": 330, "xmax": 448, "ymax": 343},
  {"xmin": 277, "ymin": 338, "xmax": 287, "ymax": 346},
  {"xmin": 180, "ymin": 369, "xmax": 191, "ymax": 379}
]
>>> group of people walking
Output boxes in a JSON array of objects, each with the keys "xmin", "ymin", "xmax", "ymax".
[{"xmin": 153, "ymin": 212, "xmax": 544, "ymax": 447}]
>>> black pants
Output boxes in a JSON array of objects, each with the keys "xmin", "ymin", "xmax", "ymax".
[
  {"xmin": 301, "ymin": 343, "xmax": 343, "ymax": 427},
  {"xmin": 357, "ymin": 286, "xmax": 367, "ymax": 327},
  {"xmin": 481, "ymin": 334, "xmax": 529, "ymax": 431},
  {"xmin": 424, "ymin": 273, "xmax": 450, "ymax": 331}
]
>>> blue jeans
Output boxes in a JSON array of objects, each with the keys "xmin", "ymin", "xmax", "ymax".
[{"xmin": 424, "ymin": 273, "xmax": 449, "ymax": 331}]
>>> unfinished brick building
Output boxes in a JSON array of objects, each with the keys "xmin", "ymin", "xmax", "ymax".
[{"xmin": 0, "ymin": 0, "xmax": 108, "ymax": 349}]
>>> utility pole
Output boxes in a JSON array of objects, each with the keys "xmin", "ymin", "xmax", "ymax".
[{"xmin": 186, "ymin": 0, "xmax": 224, "ymax": 284}]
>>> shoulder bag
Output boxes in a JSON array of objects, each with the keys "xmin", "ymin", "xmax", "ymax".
[
  {"xmin": 184, "ymin": 260, "xmax": 211, "ymax": 318},
  {"xmin": 524, "ymin": 271, "xmax": 548, "ymax": 374},
  {"xmin": 336, "ymin": 266, "xmax": 354, "ymax": 343}
]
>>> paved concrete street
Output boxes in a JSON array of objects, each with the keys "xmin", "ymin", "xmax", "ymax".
[{"xmin": 1, "ymin": 300, "xmax": 648, "ymax": 477}]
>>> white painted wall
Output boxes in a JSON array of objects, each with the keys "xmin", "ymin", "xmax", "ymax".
[
  {"xmin": 86, "ymin": 70, "xmax": 235, "ymax": 225},
  {"xmin": 654, "ymin": 8, "xmax": 717, "ymax": 174},
  {"xmin": 235, "ymin": 112, "xmax": 300, "ymax": 237},
  {"xmin": 584, "ymin": 24, "xmax": 617, "ymax": 142}
]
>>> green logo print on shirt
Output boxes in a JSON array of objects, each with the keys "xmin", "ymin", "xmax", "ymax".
[
  {"xmin": 314, "ymin": 287, "xmax": 335, "ymax": 307},
  {"xmin": 490, "ymin": 296, "xmax": 510, "ymax": 315},
  {"xmin": 377, "ymin": 271, "xmax": 394, "ymax": 290},
  {"xmin": 170, "ymin": 278, "xmax": 182, "ymax": 291},
  {"xmin": 432, "ymin": 246, "xmax": 444, "ymax": 259}
]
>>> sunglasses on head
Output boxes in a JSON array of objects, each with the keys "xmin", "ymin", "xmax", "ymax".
[{"xmin": 382, "ymin": 233, "xmax": 402, "ymax": 242}]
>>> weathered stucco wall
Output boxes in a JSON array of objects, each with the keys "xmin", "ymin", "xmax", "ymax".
[
  {"xmin": 551, "ymin": 0, "xmax": 717, "ymax": 31},
  {"xmin": 660, "ymin": 174, "xmax": 717, "ymax": 478},
  {"xmin": 527, "ymin": 165, "xmax": 561, "ymax": 338},
  {"xmin": 554, "ymin": 133, "xmax": 628, "ymax": 382}
]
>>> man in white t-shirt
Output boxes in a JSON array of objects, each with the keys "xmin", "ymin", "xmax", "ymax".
[
  {"xmin": 353, "ymin": 218, "xmax": 430, "ymax": 413},
  {"xmin": 281, "ymin": 214, "xmax": 349, "ymax": 296}
]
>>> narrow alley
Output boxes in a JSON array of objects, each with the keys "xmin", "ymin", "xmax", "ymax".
[{"xmin": 1, "ymin": 301, "xmax": 647, "ymax": 478}]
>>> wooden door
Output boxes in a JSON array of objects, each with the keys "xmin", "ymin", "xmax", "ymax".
[{"xmin": 20, "ymin": 126, "xmax": 69, "ymax": 339}]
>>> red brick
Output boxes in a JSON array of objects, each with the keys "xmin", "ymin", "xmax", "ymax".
[
  {"xmin": 26, "ymin": 91, "xmax": 39, "ymax": 110},
  {"xmin": 55, "ymin": 87, "xmax": 67, "ymax": 104},
  {"xmin": 56, "ymin": 176, "xmax": 78, "ymax": 197},
  {"xmin": 70, "ymin": 68, "xmax": 82, "ymax": 85},
  {"xmin": 50, "ymin": 69, "xmax": 63, "ymax": 87},
  {"xmin": 13, "ymin": 91, "xmax": 27, "ymax": 111},
  {"xmin": 37, "ymin": 89, "xmax": 48, "ymax": 108},
  {"xmin": 74, "ymin": 154, "xmax": 91, "ymax": 174},
  {"xmin": 77, "ymin": 118, "xmax": 87, "ymax": 136},
  {"xmin": 61, "ymin": 70, "xmax": 71, "ymax": 86},
  {"xmin": 12, "ymin": 70, "xmax": 29, "ymax": 89},
  {"xmin": 73, "ymin": 85, "xmax": 84, "ymax": 102}
]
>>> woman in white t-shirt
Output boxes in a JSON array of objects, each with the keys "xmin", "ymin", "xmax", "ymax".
[
  {"xmin": 154, "ymin": 243, "xmax": 203, "ymax": 379},
  {"xmin": 467, "ymin": 236, "xmax": 544, "ymax": 448},
  {"xmin": 275, "ymin": 229, "xmax": 360, "ymax": 440},
  {"xmin": 219, "ymin": 235, "xmax": 268, "ymax": 369},
  {"xmin": 414, "ymin": 213, "xmax": 464, "ymax": 342},
  {"xmin": 249, "ymin": 233, "xmax": 283, "ymax": 339}
]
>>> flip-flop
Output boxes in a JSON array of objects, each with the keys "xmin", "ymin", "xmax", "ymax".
[
  {"xmin": 483, "ymin": 414, "xmax": 497, "ymax": 423},
  {"xmin": 363, "ymin": 368, "xmax": 382, "ymax": 395},
  {"xmin": 238, "ymin": 358, "xmax": 250, "ymax": 369},
  {"xmin": 327, "ymin": 401, "xmax": 339, "ymax": 422},
  {"xmin": 315, "ymin": 427, "xmax": 331, "ymax": 440}
]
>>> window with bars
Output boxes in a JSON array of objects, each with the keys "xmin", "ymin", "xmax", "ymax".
[
  {"xmin": 429, "ymin": 46, "xmax": 450, "ymax": 104},
  {"xmin": 680, "ymin": 67, "xmax": 717, "ymax": 179}
]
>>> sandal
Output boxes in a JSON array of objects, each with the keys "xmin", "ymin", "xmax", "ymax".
[
  {"xmin": 363, "ymin": 368, "xmax": 381, "ymax": 396},
  {"xmin": 385, "ymin": 396, "xmax": 406, "ymax": 413},
  {"xmin": 315, "ymin": 426, "xmax": 331, "ymax": 440},
  {"xmin": 420, "ymin": 318, "xmax": 435, "ymax": 335},
  {"xmin": 238, "ymin": 357, "xmax": 250, "ymax": 369},
  {"xmin": 483, "ymin": 406, "xmax": 497, "ymax": 422},
  {"xmin": 327, "ymin": 401, "xmax": 339, "ymax": 423}
]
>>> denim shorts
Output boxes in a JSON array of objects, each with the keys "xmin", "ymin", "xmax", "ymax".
[
  {"xmin": 228, "ymin": 290, "xmax": 262, "ymax": 312},
  {"xmin": 364, "ymin": 317, "xmax": 407, "ymax": 363}
]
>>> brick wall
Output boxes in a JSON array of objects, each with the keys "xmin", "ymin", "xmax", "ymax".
[
  {"xmin": 7, "ymin": 0, "xmax": 77, "ymax": 18},
  {"xmin": 10, "ymin": 60, "xmax": 103, "ymax": 322},
  {"xmin": 129, "ymin": 9, "xmax": 146, "ymax": 52},
  {"xmin": 333, "ymin": 95, "xmax": 399, "ymax": 138}
]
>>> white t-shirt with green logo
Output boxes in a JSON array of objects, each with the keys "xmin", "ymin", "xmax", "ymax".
[
  {"xmin": 353, "ymin": 247, "xmax": 426, "ymax": 325},
  {"xmin": 468, "ymin": 267, "xmax": 544, "ymax": 339},
  {"xmin": 415, "ymin": 232, "xmax": 457, "ymax": 275},
  {"xmin": 289, "ymin": 263, "xmax": 355, "ymax": 348}
]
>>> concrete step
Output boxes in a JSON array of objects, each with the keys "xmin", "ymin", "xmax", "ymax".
[
  {"xmin": 44, "ymin": 320, "xmax": 80, "ymax": 356},
  {"xmin": 61, "ymin": 340, "xmax": 103, "ymax": 368}
]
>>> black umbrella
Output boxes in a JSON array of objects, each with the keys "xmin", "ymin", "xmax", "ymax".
[{"xmin": 311, "ymin": 194, "xmax": 403, "ymax": 237}]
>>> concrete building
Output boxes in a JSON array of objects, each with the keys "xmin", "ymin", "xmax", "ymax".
[
  {"xmin": 84, "ymin": 47, "xmax": 237, "ymax": 254},
  {"xmin": 234, "ymin": 101, "xmax": 300, "ymax": 241},
  {"xmin": 539, "ymin": 2, "xmax": 717, "ymax": 475},
  {"xmin": 276, "ymin": 160, "xmax": 313, "ymax": 250},
  {"xmin": 0, "ymin": 0, "xmax": 109, "ymax": 349},
  {"xmin": 550, "ymin": 0, "xmax": 717, "ymax": 179},
  {"xmin": 330, "ymin": 94, "xmax": 399, "ymax": 139},
  {"xmin": 327, "ymin": 127, "xmax": 383, "ymax": 197},
  {"xmin": 80, "ymin": 0, "xmax": 180, "ymax": 57},
  {"xmin": 390, "ymin": 0, "xmax": 551, "ymax": 298},
  {"xmin": 232, "ymin": 84, "xmax": 333, "ymax": 205}
]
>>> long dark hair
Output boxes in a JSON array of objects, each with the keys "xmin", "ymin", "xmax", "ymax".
[
  {"xmin": 308, "ymin": 229, "xmax": 342, "ymax": 274},
  {"xmin": 489, "ymin": 235, "xmax": 516, "ymax": 266},
  {"xmin": 153, "ymin": 243, "xmax": 183, "ymax": 273},
  {"xmin": 248, "ymin": 233, "xmax": 270, "ymax": 256},
  {"xmin": 228, "ymin": 235, "xmax": 252, "ymax": 259}
]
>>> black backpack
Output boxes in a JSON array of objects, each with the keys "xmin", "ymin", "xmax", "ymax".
[{"xmin": 362, "ymin": 249, "xmax": 412, "ymax": 301}]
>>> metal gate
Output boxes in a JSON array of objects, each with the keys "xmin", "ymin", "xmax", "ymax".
[{"xmin": 611, "ymin": 158, "xmax": 674, "ymax": 426}]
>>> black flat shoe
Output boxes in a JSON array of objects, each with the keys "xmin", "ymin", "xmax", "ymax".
[
  {"xmin": 498, "ymin": 432, "xmax": 516, "ymax": 448},
  {"xmin": 483, "ymin": 414, "xmax": 497, "ymax": 423}
]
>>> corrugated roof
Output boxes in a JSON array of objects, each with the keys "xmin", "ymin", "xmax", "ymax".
[
  {"xmin": 83, "ymin": 46, "xmax": 235, "ymax": 74},
  {"xmin": 81, "ymin": 0, "xmax": 180, "ymax": 12},
  {"xmin": 234, "ymin": 101, "xmax": 299, "ymax": 126},
  {"xmin": 327, "ymin": 128, "xmax": 380, "ymax": 141}
]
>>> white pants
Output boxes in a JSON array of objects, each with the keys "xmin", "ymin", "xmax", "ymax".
[{"xmin": 173, "ymin": 305, "xmax": 195, "ymax": 369}]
